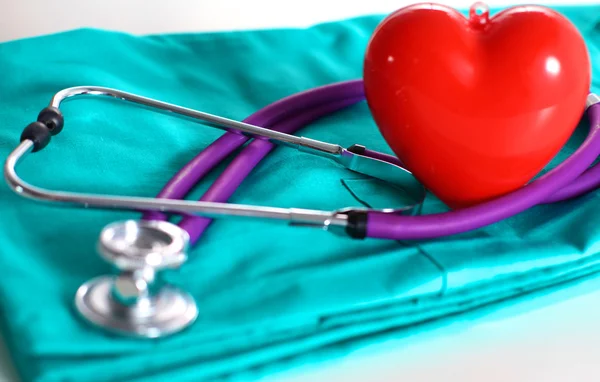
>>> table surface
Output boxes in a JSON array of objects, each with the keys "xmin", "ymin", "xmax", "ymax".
[{"xmin": 2, "ymin": 1, "xmax": 600, "ymax": 381}]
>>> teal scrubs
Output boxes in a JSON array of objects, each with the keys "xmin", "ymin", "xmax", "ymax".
[{"xmin": 0, "ymin": 5, "xmax": 599, "ymax": 382}]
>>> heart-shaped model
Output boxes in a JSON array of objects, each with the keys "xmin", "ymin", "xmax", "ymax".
[{"xmin": 363, "ymin": 2, "xmax": 591, "ymax": 209}]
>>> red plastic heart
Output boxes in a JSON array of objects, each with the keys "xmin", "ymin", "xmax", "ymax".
[{"xmin": 363, "ymin": 2, "xmax": 591, "ymax": 209}]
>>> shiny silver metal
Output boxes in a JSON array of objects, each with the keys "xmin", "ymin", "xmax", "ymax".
[
  {"xmin": 50, "ymin": 87, "xmax": 341, "ymax": 154},
  {"xmin": 98, "ymin": 220, "xmax": 190, "ymax": 271},
  {"xmin": 4, "ymin": 86, "xmax": 425, "ymax": 235},
  {"xmin": 587, "ymin": 93, "xmax": 600, "ymax": 109},
  {"xmin": 5, "ymin": 142, "xmax": 353, "ymax": 229},
  {"xmin": 74, "ymin": 220, "xmax": 198, "ymax": 338},
  {"xmin": 51, "ymin": 86, "xmax": 423, "ymax": 198},
  {"xmin": 75, "ymin": 275, "xmax": 198, "ymax": 338}
]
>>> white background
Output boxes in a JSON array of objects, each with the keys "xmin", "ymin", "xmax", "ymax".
[
  {"xmin": 1, "ymin": 1, "xmax": 600, "ymax": 381},
  {"xmin": 1, "ymin": 0, "xmax": 600, "ymax": 42}
]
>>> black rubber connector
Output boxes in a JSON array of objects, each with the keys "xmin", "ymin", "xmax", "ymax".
[
  {"xmin": 21, "ymin": 122, "xmax": 51, "ymax": 152},
  {"xmin": 347, "ymin": 144, "xmax": 366, "ymax": 155},
  {"xmin": 37, "ymin": 107, "xmax": 64, "ymax": 136},
  {"xmin": 344, "ymin": 210, "xmax": 368, "ymax": 239}
]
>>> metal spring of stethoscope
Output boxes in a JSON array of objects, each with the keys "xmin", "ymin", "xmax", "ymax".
[{"xmin": 4, "ymin": 84, "xmax": 600, "ymax": 338}]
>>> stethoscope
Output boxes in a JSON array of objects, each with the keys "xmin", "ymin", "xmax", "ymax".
[{"xmin": 4, "ymin": 81, "xmax": 600, "ymax": 339}]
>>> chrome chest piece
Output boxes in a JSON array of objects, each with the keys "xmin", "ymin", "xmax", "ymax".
[{"xmin": 74, "ymin": 220, "xmax": 198, "ymax": 338}]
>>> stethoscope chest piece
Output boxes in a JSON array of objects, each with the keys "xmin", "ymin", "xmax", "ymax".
[{"xmin": 74, "ymin": 220, "xmax": 198, "ymax": 338}]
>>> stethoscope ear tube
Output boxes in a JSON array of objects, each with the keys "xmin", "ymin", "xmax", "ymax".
[
  {"xmin": 4, "ymin": 83, "xmax": 423, "ymax": 238},
  {"xmin": 4, "ymin": 83, "xmax": 600, "ymax": 242}
]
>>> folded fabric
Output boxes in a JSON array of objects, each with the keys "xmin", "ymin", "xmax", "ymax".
[{"xmin": 0, "ymin": 5, "xmax": 599, "ymax": 382}]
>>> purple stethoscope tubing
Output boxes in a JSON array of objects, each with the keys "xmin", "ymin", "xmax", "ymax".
[
  {"xmin": 7, "ymin": 77, "xmax": 599, "ymax": 340},
  {"xmin": 148, "ymin": 79, "xmax": 600, "ymax": 242}
]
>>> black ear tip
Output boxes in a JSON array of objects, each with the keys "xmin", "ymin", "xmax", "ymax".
[
  {"xmin": 37, "ymin": 106, "xmax": 64, "ymax": 136},
  {"xmin": 20, "ymin": 122, "xmax": 51, "ymax": 152}
]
